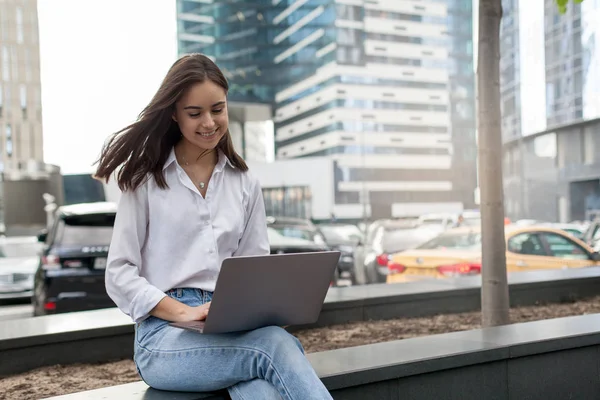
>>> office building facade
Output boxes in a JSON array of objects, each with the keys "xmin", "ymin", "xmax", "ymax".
[
  {"xmin": 544, "ymin": 0, "xmax": 600, "ymax": 126},
  {"xmin": 500, "ymin": 0, "xmax": 599, "ymax": 141},
  {"xmin": 177, "ymin": 0, "xmax": 477, "ymax": 220},
  {"xmin": 0, "ymin": 0, "xmax": 44, "ymax": 173}
]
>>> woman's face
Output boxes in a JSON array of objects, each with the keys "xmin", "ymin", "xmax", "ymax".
[{"xmin": 173, "ymin": 80, "xmax": 228, "ymax": 152}]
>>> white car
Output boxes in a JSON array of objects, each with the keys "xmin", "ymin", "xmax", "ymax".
[{"xmin": 0, "ymin": 236, "xmax": 42, "ymax": 301}]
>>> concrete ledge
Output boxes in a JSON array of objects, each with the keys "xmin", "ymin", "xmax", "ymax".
[
  {"xmin": 2, "ymin": 267, "xmax": 600, "ymax": 377},
  {"xmin": 311, "ymin": 266, "xmax": 600, "ymax": 329},
  {"xmin": 45, "ymin": 313, "xmax": 600, "ymax": 400}
]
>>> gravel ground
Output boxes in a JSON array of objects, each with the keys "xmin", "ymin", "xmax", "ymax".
[{"xmin": 2, "ymin": 296, "xmax": 600, "ymax": 400}]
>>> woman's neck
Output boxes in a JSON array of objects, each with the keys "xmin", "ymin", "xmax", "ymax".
[{"xmin": 175, "ymin": 141, "xmax": 218, "ymax": 169}]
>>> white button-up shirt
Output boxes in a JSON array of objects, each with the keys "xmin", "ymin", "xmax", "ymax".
[{"xmin": 105, "ymin": 149, "xmax": 269, "ymax": 322}]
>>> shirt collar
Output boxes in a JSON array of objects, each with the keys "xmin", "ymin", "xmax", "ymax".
[{"xmin": 163, "ymin": 147, "xmax": 234, "ymax": 171}]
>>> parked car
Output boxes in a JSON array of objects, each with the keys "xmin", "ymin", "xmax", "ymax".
[
  {"xmin": 266, "ymin": 217, "xmax": 354, "ymax": 285},
  {"xmin": 266, "ymin": 216, "xmax": 326, "ymax": 244},
  {"xmin": 0, "ymin": 236, "xmax": 42, "ymax": 302},
  {"xmin": 386, "ymin": 225, "xmax": 600, "ymax": 284},
  {"xmin": 33, "ymin": 202, "xmax": 117, "ymax": 316},
  {"xmin": 315, "ymin": 223, "xmax": 363, "ymax": 284},
  {"xmin": 267, "ymin": 227, "xmax": 328, "ymax": 254},
  {"xmin": 582, "ymin": 218, "xmax": 600, "ymax": 250},
  {"xmin": 353, "ymin": 219, "xmax": 440, "ymax": 285},
  {"xmin": 417, "ymin": 213, "xmax": 458, "ymax": 232},
  {"xmin": 457, "ymin": 210, "xmax": 482, "ymax": 227},
  {"xmin": 540, "ymin": 223, "xmax": 586, "ymax": 240},
  {"xmin": 33, "ymin": 205, "xmax": 332, "ymax": 316}
]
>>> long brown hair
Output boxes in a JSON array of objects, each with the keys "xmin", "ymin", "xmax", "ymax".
[{"xmin": 94, "ymin": 53, "xmax": 248, "ymax": 191}]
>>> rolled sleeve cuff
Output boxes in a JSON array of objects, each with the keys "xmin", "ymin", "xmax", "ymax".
[{"xmin": 129, "ymin": 285, "xmax": 168, "ymax": 323}]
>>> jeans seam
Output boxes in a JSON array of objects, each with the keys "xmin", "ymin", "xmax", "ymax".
[
  {"xmin": 230, "ymin": 384, "xmax": 248, "ymax": 400},
  {"xmin": 136, "ymin": 345, "xmax": 293, "ymax": 399},
  {"xmin": 265, "ymin": 362, "xmax": 292, "ymax": 400},
  {"xmin": 137, "ymin": 343, "xmax": 273, "ymax": 356}
]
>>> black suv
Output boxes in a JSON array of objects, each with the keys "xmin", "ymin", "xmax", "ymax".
[{"xmin": 33, "ymin": 202, "xmax": 116, "ymax": 316}]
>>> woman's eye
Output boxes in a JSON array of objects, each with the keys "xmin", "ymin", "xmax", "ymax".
[
  {"xmin": 188, "ymin": 113, "xmax": 200, "ymax": 117},
  {"xmin": 212, "ymin": 109, "xmax": 223, "ymax": 114}
]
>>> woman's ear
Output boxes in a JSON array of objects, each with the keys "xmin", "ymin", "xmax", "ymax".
[{"xmin": 172, "ymin": 112, "xmax": 178, "ymax": 122}]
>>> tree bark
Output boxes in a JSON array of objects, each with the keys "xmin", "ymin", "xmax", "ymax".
[{"xmin": 477, "ymin": 0, "xmax": 510, "ymax": 327}]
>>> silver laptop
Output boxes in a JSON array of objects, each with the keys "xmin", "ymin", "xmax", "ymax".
[{"xmin": 169, "ymin": 251, "xmax": 340, "ymax": 334}]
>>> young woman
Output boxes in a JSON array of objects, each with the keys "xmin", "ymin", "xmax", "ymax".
[{"xmin": 95, "ymin": 54, "xmax": 332, "ymax": 400}]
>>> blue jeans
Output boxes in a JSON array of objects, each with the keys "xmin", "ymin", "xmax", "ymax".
[{"xmin": 134, "ymin": 288, "xmax": 332, "ymax": 400}]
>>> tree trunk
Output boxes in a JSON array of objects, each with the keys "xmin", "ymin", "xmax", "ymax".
[{"xmin": 477, "ymin": 0, "xmax": 510, "ymax": 327}]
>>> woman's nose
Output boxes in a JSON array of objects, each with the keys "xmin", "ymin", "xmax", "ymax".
[{"xmin": 198, "ymin": 114, "xmax": 215, "ymax": 130}]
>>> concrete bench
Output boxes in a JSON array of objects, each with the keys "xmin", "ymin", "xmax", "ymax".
[
  {"xmin": 2, "ymin": 267, "xmax": 600, "ymax": 377},
  {"xmin": 45, "ymin": 313, "xmax": 600, "ymax": 400}
]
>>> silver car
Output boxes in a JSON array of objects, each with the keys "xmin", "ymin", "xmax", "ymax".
[
  {"xmin": 353, "ymin": 220, "xmax": 440, "ymax": 285},
  {"xmin": 0, "ymin": 236, "xmax": 42, "ymax": 301}
]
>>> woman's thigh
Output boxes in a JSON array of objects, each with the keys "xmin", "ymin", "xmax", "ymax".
[
  {"xmin": 135, "ymin": 314, "xmax": 305, "ymax": 392},
  {"xmin": 135, "ymin": 325, "xmax": 304, "ymax": 392}
]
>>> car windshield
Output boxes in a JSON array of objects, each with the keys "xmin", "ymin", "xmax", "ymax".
[
  {"xmin": 270, "ymin": 226, "xmax": 316, "ymax": 241},
  {"xmin": 55, "ymin": 213, "xmax": 116, "ymax": 246},
  {"xmin": 267, "ymin": 227, "xmax": 314, "ymax": 245},
  {"xmin": 267, "ymin": 227, "xmax": 285, "ymax": 243},
  {"xmin": 0, "ymin": 239, "xmax": 42, "ymax": 257},
  {"xmin": 416, "ymin": 231, "xmax": 482, "ymax": 250},
  {"xmin": 318, "ymin": 224, "xmax": 362, "ymax": 243},
  {"xmin": 563, "ymin": 228, "xmax": 583, "ymax": 238}
]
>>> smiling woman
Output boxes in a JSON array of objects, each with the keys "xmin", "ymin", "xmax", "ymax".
[
  {"xmin": 92, "ymin": 54, "xmax": 332, "ymax": 400},
  {"xmin": 94, "ymin": 54, "xmax": 248, "ymax": 192}
]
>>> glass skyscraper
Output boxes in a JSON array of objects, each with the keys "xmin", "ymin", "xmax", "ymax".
[
  {"xmin": 177, "ymin": 0, "xmax": 477, "ymax": 219},
  {"xmin": 501, "ymin": 0, "xmax": 599, "ymax": 139},
  {"xmin": 545, "ymin": 0, "xmax": 600, "ymax": 125},
  {"xmin": 177, "ymin": 0, "xmax": 335, "ymax": 104}
]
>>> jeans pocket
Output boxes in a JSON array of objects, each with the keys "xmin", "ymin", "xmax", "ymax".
[
  {"xmin": 135, "ymin": 318, "xmax": 151, "ymax": 344},
  {"xmin": 136, "ymin": 316, "xmax": 169, "ymax": 344}
]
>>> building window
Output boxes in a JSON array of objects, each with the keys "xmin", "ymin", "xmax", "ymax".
[
  {"xmin": 6, "ymin": 124, "xmax": 13, "ymax": 157},
  {"xmin": 263, "ymin": 186, "xmax": 312, "ymax": 219},
  {"xmin": 0, "ymin": 4, "xmax": 7, "ymax": 42},
  {"xmin": 2, "ymin": 46, "xmax": 9, "ymax": 81},
  {"xmin": 11, "ymin": 46, "xmax": 18, "ymax": 81},
  {"xmin": 19, "ymin": 84, "xmax": 27, "ymax": 120},
  {"xmin": 16, "ymin": 7, "xmax": 24, "ymax": 44}
]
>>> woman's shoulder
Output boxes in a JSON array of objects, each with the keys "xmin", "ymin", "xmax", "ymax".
[
  {"xmin": 226, "ymin": 164, "xmax": 260, "ymax": 188},
  {"xmin": 118, "ymin": 174, "xmax": 158, "ymax": 199}
]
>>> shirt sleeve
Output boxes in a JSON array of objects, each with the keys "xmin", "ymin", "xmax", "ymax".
[
  {"xmin": 233, "ymin": 175, "xmax": 270, "ymax": 257},
  {"xmin": 106, "ymin": 182, "xmax": 166, "ymax": 322}
]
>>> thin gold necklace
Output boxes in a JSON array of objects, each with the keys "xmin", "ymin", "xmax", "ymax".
[{"xmin": 180, "ymin": 149, "xmax": 214, "ymax": 190}]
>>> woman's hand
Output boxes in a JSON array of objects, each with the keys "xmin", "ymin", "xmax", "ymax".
[
  {"xmin": 181, "ymin": 302, "xmax": 211, "ymax": 322},
  {"xmin": 151, "ymin": 296, "xmax": 210, "ymax": 322}
]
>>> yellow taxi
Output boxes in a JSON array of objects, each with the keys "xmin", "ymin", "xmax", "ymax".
[{"xmin": 386, "ymin": 225, "xmax": 600, "ymax": 283}]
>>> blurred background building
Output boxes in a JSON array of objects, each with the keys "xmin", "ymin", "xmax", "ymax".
[
  {"xmin": 0, "ymin": 0, "xmax": 44, "ymax": 173},
  {"xmin": 176, "ymin": 0, "xmax": 478, "ymax": 221},
  {"xmin": 501, "ymin": 0, "xmax": 600, "ymax": 222},
  {"xmin": 0, "ymin": 0, "xmax": 61, "ymax": 235}
]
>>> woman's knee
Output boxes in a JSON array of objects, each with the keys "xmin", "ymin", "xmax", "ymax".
[{"xmin": 255, "ymin": 326, "xmax": 304, "ymax": 354}]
